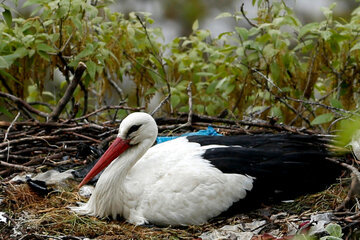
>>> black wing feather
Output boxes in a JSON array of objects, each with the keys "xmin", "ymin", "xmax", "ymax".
[{"xmin": 187, "ymin": 134, "xmax": 343, "ymax": 212}]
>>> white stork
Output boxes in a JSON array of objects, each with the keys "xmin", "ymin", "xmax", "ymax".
[{"xmin": 72, "ymin": 112, "xmax": 342, "ymax": 226}]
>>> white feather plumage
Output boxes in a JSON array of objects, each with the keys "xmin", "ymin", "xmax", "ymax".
[{"xmin": 72, "ymin": 113, "xmax": 253, "ymax": 226}]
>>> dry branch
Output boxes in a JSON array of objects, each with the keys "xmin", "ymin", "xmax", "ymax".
[
  {"xmin": 48, "ymin": 62, "xmax": 87, "ymax": 122},
  {"xmin": 240, "ymin": 3, "xmax": 258, "ymax": 28},
  {"xmin": 0, "ymin": 91, "xmax": 48, "ymax": 118},
  {"xmin": 4, "ymin": 112, "xmax": 20, "ymax": 142},
  {"xmin": 0, "ymin": 160, "xmax": 35, "ymax": 172},
  {"xmin": 71, "ymin": 105, "xmax": 144, "ymax": 121},
  {"xmin": 151, "ymin": 94, "xmax": 171, "ymax": 116}
]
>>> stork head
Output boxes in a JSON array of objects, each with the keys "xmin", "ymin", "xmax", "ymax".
[
  {"xmin": 117, "ymin": 112, "xmax": 158, "ymax": 145},
  {"xmin": 78, "ymin": 112, "xmax": 158, "ymax": 187}
]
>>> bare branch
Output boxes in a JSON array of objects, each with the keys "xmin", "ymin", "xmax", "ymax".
[
  {"xmin": 0, "ymin": 160, "xmax": 35, "ymax": 172},
  {"xmin": 240, "ymin": 3, "xmax": 258, "ymax": 28},
  {"xmin": 4, "ymin": 112, "xmax": 20, "ymax": 142},
  {"xmin": 4, "ymin": 112, "xmax": 21, "ymax": 162},
  {"xmin": 150, "ymin": 94, "xmax": 171, "ymax": 116},
  {"xmin": 186, "ymin": 82, "xmax": 193, "ymax": 126},
  {"xmin": 285, "ymin": 96, "xmax": 357, "ymax": 116},
  {"xmin": 105, "ymin": 67, "xmax": 125, "ymax": 100},
  {"xmin": 0, "ymin": 91, "xmax": 48, "ymax": 118},
  {"xmin": 71, "ymin": 105, "xmax": 144, "ymax": 122},
  {"xmin": 48, "ymin": 62, "xmax": 87, "ymax": 121},
  {"xmin": 28, "ymin": 101, "xmax": 54, "ymax": 111}
]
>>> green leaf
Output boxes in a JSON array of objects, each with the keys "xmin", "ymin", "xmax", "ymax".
[
  {"xmin": 320, "ymin": 30, "xmax": 332, "ymax": 41},
  {"xmin": 329, "ymin": 39, "xmax": 340, "ymax": 53},
  {"xmin": 330, "ymin": 98, "xmax": 343, "ymax": 109},
  {"xmin": 192, "ymin": 19, "xmax": 199, "ymax": 31},
  {"xmin": 37, "ymin": 50, "xmax": 50, "ymax": 61},
  {"xmin": 216, "ymin": 77, "xmax": 229, "ymax": 89},
  {"xmin": 3, "ymin": 9, "xmax": 12, "ymax": 28},
  {"xmin": 37, "ymin": 43, "xmax": 57, "ymax": 53},
  {"xmin": 299, "ymin": 22, "xmax": 319, "ymax": 38},
  {"xmin": 206, "ymin": 103, "xmax": 217, "ymax": 116},
  {"xmin": 311, "ymin": 113, "xmax": 334, "ymax": 125},
  {"xmin": 321, "ymin": 3, "xmax": 336, "ymax": 19},
  {"xmin": 235, "ymin": 27, "xmax": 249, "ymax": 41},
  {"xmin": 270, "ymin": 62, "xmax": 281, "ymax": 82},
  {"xmin": 0, "ymin": 57, "xmax": 10, "ymax": 69},
  {"xmin": 215, "ymin": 12, "xmax": 232, "ymax": 20},
  {"xmin": 247, "ymin": 52, "xmax": 259, "ymax": 63},
  {"xmin": 0, "ymin": 105, "xmax": 13, "ymax": 117},
  {"xmin": 325, "ymin": 223, "xmax": 343, "ymax": 238},
  {"xmin": 171, "ymin": 94, "xmax": 181, "ymax": 107},
  {"xmin": 145, "ymin": 87, "xmax": 156, "ymax": 96},
  {"xmin": 225, "ymin": 83, "xmax": 235, "ymax": 94},
  {"xmin": 71, "ymin": 15, "xmax": 83, "ymax": 32},
  {"xmin": 335, "ymin": 117, "xmax": 360, "ymax": 148},
  {"xmin": 86, "ymin": 60, "xmax": 96, "ymax": 80},
  {"xmin": 30, "ymin": 5, "xmax": 43, "ymax": 16},
  {"xmin": 0, "ymin": 70, "xmax": 19, "ymax": 83},
  {"xmin": 206, "ymin": 81, "xmax": 217, "ymax": 94},
  {"xmin": 60, "ymin": 80, "xmax": 68, "ymax": 89},
  {"xmin": 148, "ymin": 70, "xmax": 163, "ymax": 84},
  {"xmin": 2, "ymin": 47, "xmax": 28, "ymax": 67},
  {"xmin": 42, "ymin": 91, "xmax": 55, "ymax": 99},
  {"xmin": 270, "ymin": 106, "xmax": 283, "ymax": 122},
  {"xmin": 263, "ymin": 44, "xmax": 279, "ymax": 59},
  {"xmin": 76, "ymin": 44, "xmax": 94, "ymax": 59},
  {"xmin": 196, "ymin": 72, "xmax": 214, "ymax": 77},
  {"xmin": 350, "ymin": 42, "xmax": 360, "ymax": 52},
  {"xmin": 320, "ymin": 237, "xmax": 342, "ymax": 240},
  {"xmin": 23, "ymin": 0, "xmax": 46, "ymax": 8}
]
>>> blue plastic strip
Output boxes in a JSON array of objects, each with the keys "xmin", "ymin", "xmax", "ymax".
[{"xmin": 156, "ymin": 126, "xmax": 222, "ymax": 144}]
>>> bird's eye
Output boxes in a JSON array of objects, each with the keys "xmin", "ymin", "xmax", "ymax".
[{"xmin": 126, "ymin": 124, "xmax": 141, "ymax": 138}]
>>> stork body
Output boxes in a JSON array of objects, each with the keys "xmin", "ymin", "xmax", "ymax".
[{"xmin": 72, "ymin": 113, "xmax": 342, "ymax": 226}]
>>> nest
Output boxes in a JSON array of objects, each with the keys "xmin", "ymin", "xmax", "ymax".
[{"xmin": 0, "ymin": 179, "xmax": 355, "ymax": 239}]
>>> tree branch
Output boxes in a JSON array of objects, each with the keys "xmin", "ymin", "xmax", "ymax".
[
  {"xmin": 240, "ymin": 3, "xmax": 258, "ymax": 28},
  {"xmin": 71, "ymin": 105, "xmax": 144, "ymax": 122},
  {"xmin": 48, "ymin": 62, "xmax": 87, "ymax": 122},
  {"xmin": 0, "ymin": 160, "xmax": 35, "ymax": 172},
  {"xmin": 0, "ymin": 92, "xmax": 48, "ymax": 118}
]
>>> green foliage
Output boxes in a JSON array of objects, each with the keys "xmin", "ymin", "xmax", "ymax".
[
  {"xmin": 292, "ymin": 223, "xmax": 344, "ymax": 240},
  {"xmin": 311, "ymin": 113, "xmax": 334, "ymax": 126},
  {"xmin": 335, "ymin": 116, "xmax": 360, "ymax": 147},
  {"xmin": 0, "ymin": 0, "xmax": 360, "ymax": 129},
  {"xmin": 320, "ymin": 223, "xmax": 343, "ymax": 240}
]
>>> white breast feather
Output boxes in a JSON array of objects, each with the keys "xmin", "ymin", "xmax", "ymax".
[{"xmin": 124, "ymin": 137, "xmax": 254, "ymax": 225}]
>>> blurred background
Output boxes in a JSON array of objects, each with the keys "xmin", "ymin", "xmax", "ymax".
[
  {"xmin": 111, "ymin": 0, "xmax": 358, "ymax": 42},
  {"xmin": 7, "ymin": 0, "xmax": 359, "ymax": 43}
]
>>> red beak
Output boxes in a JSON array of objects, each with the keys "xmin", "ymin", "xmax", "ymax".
[{"xmin": 78, "ymin": 137, "xmax": 130, "ymax": 188}]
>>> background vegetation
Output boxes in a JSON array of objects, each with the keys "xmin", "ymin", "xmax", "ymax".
[{"xmin": 1, "ymin": 0, "xmax": 360, "ymax": 134}]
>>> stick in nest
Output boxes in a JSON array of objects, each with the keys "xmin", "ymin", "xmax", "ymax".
[
  {"xmin": 3, "ymin": 112, "xmax": 21, "ymax": 162},
  {"xmin": 327, "ymin": 158, "xmax": 360, "ymax": 211},
  {"xmin": 171, "ymin": 82, "xmax": 193, "ymax": 132}
]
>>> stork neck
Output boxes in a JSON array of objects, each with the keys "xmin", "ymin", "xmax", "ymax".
[{"xmin": 100, "ymin": 138, "xmax": 154, "ymax": 187}]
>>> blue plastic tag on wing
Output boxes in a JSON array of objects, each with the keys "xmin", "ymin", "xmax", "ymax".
[{"xmin": 156, "ymin": 126, "xmax": 222, "ymax": 144}]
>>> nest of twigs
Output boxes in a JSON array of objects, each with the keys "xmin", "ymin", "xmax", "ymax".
[{"xmin": 0, "ymin": 176, "xmax": 354, "ymax": 239}]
